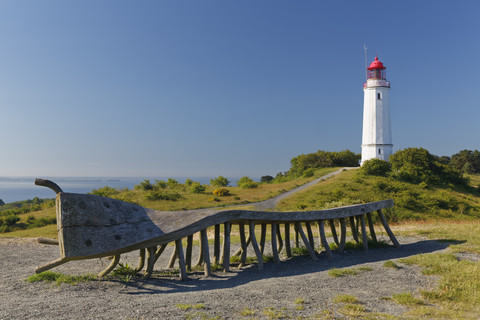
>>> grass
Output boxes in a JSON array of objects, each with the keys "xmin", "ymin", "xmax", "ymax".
[
  {"xmin": 262, "ymin": 307, "xmax": 287, "ymax": 319},
  {"xmin": 337, "ymin": 304, "xmax": 366, "ymax": 318},
  {"xmin": 332, "ymin": 294, "xmax": 359, "ymax": 304},
  {"xmin": 390, "ymin": 225, "xmax": 480, "ymax": 318},
  {"xmin": 176, "ymin": 303, "xmax": 206, "ymax": 311},
  {"xmin": 0, "ymin": 223, "xmax": 58, "ymax": 238},
  {"xmin": 239, "ymin": 307, "xmax": 256, "ymax": 316},
  {"xmin": 390, "ymin": 292, "xmax": 424, "ymax": 306},
  {"xmin": 110, "ymin": 263, "xmax": 137, "ymax": 282},
  {"xmin": 294, "ymin": 297, "xmax": 305, "ymax": 310},
  {"xmin": 328, "ymin": 268, "xmax": 358, "ymax": 277},
  {"xmin": 275, "ymin": 169, "xmax": 480, "ymax": 221},
  {"xmin": 26, "ymin": 271, "xmax": 97, "ymax": 285},
  {"xmin": 328, "ymin": 267, "xmax": 372, "ymax": 277},
  {"xmin": 112, "ymin": 167, "xmax": 338, "ymax": 212},
  {"xmin": 383, "ymin": 260, "xmax": 400, "ymax": 269},
  {"xmin": 395, "ymin": 220, "xmax": 480, "ymax": 255}
]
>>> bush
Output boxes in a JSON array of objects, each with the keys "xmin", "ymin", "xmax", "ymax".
[
  {"xmin": 190, "ymin": 182, "xmax": 206, "ymax": 194},
  {"xmin": 210, "ymin": 176, "xmax": 230, "ymax": 187},
  {"xmin": 184, "ymin": 179, "xmax": 193, "ymax": 186},
  {"xmin": 213, "ymin": 188, "xmax": 230, "ymax": 196},
  {"xmin": 145, "ymin": 191, "xmax": 182, "ymax": 201},
  {"xmin": 90, "ymin": 186, "xmax": 120, "ymax": 197},
  {"xmin": 242, "ymin": 181, "xmax": 259, "ymax": 189},
  {"xmin": 31, "ymin": 217, "xmax": 56, "ymax": 228},
  {"xmin": 360, "ymin": 159, "xmax": 392, "ymax": 176},
  {"xmin": 288, "ymin": 150, "xmax": 360, "ymax": 177},
  {"xmin": 303, "ymin": 169, "xmax": 315, "ymax": 177},
  {"xmin": 4, "ymin": 214, "xmax": 20, "ymax": 226},
  {"xmin": 260, "ymin": 175, "xmax": 274, "ymax": 183},
  {"xmin": 450, "ymin": 149, "xmax": 480, "ymax": 174},
  {"xmin": 390, "ymin": 148, "xmax": 468, "ymax": 186},
  {"xmin": 135, "ymin": 179, "xmax": 154, "ymax": 191},
  {"xmin": 154, "ymin": 180, "xmax": 167, "ymax": 189},
  {"xmin": 27, "ymin": 215, "xmax": 36, "ymax": 224},
  {"xmin": 167, "ymin": 178, "xmax": 179, "ymax": 188},
  {"xmin": 237, "ymin": 176, "xmax": 259, "ymax": 189}
]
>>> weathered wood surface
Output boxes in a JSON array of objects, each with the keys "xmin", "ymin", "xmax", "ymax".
[
  {"xmin": 54, "ymin": 192, "xmax": 394, "ymax": 260},
  {"xmin": 34, "ymin": 179, "xmax": 398, "ymax": 276}
]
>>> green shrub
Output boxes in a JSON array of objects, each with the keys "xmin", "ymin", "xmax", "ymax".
[
  {"xmin": 154, "ymin": 180, "xmax": 167, "ymax": 189},
  {"xmin": 288, "ymin": 150, "xmax": 360, "ymax": 176},
  {"xmin": 390, "ymin": 148, "xmax": 468, "ymax": 186},
  {"xmin": 260, "ymin": 175, "xmax": 274, "ymax": 183},
  {"xmin": 167, "ymin": 178, "xmax": 179, "ymax": 188},
  {"xmin": 303, "ymin": 168, "xmax": 315, "ymax": 177},
  {"xmin": 213, "ymin": 188, "xmax": 230, "ymax": 196},
  {"xmin": 90, "ymin": 186, "xmax": 120, "ymax": 197},
  {"xmin": 26, "ymin": 215, "xmax": 36, "ymax": 224},
  {"xmin": 210, "ymin": 176, "xmax": 230, "ymax": 187},
  {"xmin": 136, "ymin": 179, "xmax": 154, "ymax": 191},
  {"xmin": 190, "ymin": 182, "xmax": 206, "ymax": 194},
  {"xmin": 450, "ymin": 149, "xmax": 480, "ymax": 174},
  {"xmin": 237, "ymin": 176, "xmax": 259, "ymax": 189},
  {"xmin": 4, "ymin": 214, "xmax": 20, "ymax": 226},
  {"xmin": 32, "ymin": 217, "xmax": 56, "ymax": 227},
  {"xmin": 360, "ymin": 158, "xmax": 392, "ymax": 176},
  {"xmin": 145, "ymin": 190, "xmax": 182, "ymax": 201},
  {"xmin": 184, "ymin": 179, "xmax": 193, "ymax": 186}
]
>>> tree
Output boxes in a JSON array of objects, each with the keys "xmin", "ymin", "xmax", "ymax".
[
  {"xmin": 450, "ymin": 149, "xmax": 480, "ymax": 174},
  {"xmin": 289, "ymin": 150, "xmax": 360, "ymax": 177},
  {"xmin": 390, "ymin": 147, "xmax": 467, "ymax": 186},
  {"xmin": 462, "ymin": 162, "xmax": 475, "ymax": 174},
  {"xmin": 332, "ymin": 150, "xmax": 361, "ymax": 167},
  {"xmin": 260, "ymin": 175, "xmax": 274, "ymax": 183},
  {"xmin": 360, "ymin": 159, "xmax": 392, "ymax": 176},
  {"xmin": 0, "ymin": 199, "xmax": 4, "ymax": 206},
  {"xmin": 210, "ymin": 176, "xmax": 230, "ymax": 187}
]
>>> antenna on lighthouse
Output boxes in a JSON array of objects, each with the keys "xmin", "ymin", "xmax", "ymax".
[{"xmin": 363, "ymin": 44, "xmax": 368, "ymax": 82}]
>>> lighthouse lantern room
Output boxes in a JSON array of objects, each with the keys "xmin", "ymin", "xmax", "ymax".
[{"xmin": 361, "ymin": 56, "xmax": 392, "ymax": 165}]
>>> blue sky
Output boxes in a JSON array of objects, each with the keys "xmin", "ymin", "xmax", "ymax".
[{"xmin": 1, "ymin": 1, "xmax": 479, "ymax": 178}]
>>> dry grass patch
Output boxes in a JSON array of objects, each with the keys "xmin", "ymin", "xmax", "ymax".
[
  {"xmin": 383, "ymin": 260, "xmax": 400, "ymax": 269},
  {"xmin": 338, "ymin": 303, "xmax": 366, "ymax": 318},
  {"xmin": 332, "ymin": 294, "xmax": 360, "ymax": 304}
]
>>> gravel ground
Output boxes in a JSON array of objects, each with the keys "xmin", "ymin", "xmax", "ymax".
[{"xmin": 0, "ymin": 235, "xmax": 450, "ymax": 319}]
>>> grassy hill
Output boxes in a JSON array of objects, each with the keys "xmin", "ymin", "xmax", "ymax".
[{"xmin": 276, "ymin": 168, "xmax": 480, "ymax": 221}]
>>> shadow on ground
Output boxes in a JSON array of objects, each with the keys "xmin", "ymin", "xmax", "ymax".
[{"xmin": 120, "ymin": 238, "xmax": 455, "ymax": 295}]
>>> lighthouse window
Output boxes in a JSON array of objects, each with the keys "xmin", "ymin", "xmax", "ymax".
[
  {"xmin": 377, "ymin": 93, "xmax": 382, "ymax": 100},
  {"xmin": 378, "ymin": 149, "xmax": 381, "ymax": 154}
]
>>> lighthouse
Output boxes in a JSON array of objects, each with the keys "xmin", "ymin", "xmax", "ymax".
[{"xmin": 361, "ymin": 56, "xmax": 392, "ymax": 165}]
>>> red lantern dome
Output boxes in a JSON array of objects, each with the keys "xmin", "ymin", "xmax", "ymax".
[
  {"xmin": 367, "ymin": 56, "xmax": 386, "ymax": 79},
  {"xmin": 368, "ymin": 56, "xmax": 386, "ymax": 70}
]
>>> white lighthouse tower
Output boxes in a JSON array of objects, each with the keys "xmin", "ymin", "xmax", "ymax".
[{"xmin": 361, "ymin": 56, "xmax": 392, "ymax": 165}]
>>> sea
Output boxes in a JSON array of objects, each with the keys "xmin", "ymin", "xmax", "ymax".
[{"xmin": 0, "ymin": 176, "xmax": 236, "ymax": 204}]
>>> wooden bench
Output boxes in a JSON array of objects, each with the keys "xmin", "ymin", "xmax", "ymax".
[{"xmin": 34, "ymin": 179, "xmax": 399, "ymax": 280}]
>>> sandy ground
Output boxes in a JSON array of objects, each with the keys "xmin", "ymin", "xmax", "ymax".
[{"xmin": 0, "ymin": 235, "xmax": 451, "ymax": 320}]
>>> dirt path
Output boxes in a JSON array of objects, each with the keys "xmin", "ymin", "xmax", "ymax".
[
  {"xmin": 252, "ymin": 168, "xmax": 353, "ymax": 210},
  {"xmin": 0, "ymin": 235, "xmax": 449, "ymax": 319}
]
